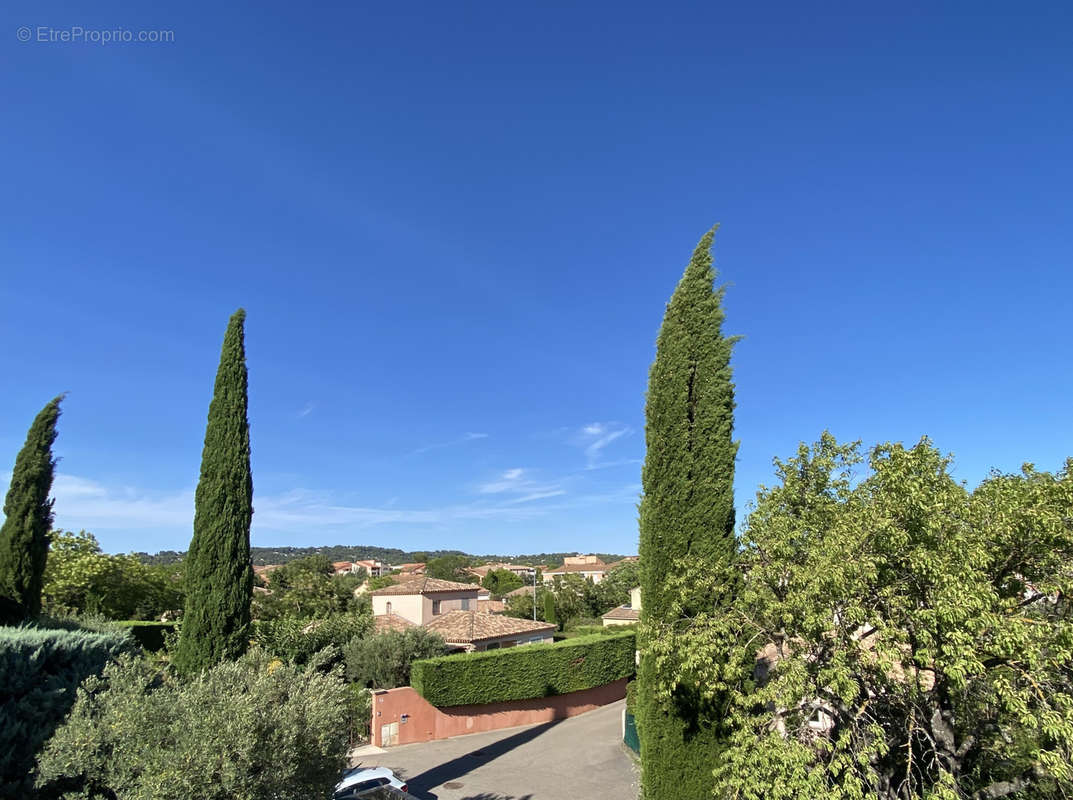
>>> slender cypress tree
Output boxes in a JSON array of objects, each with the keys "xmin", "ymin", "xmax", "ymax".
[
  {"xmin": 637, "ymin": 227, "xmax": 738, "ymax": 799},
  {"xmin": 543, "ymin": 591, "xmax": 557, "ymax": 627},
  {"xmin": 0, "ymin": 396, "xmax": 63, "ymax": 622},
  {"xmin": 173, "ymin": 309, "xmax": 253, "ymax": 673}
]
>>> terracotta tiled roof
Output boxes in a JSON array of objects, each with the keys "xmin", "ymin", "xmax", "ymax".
[
  {"xmin": 369, "ymin": 577, "xmax": 479, "ymax": 596},
  {"xmin": 374, "ymin": 613, "xmax": 416, "ymax": 633},
  {"xmin": 505, "ymin": 585, "xmax": 536, "ymax": 598},
  {"xmin": 478, "ymin": 599, "xmax": 506, "ymax": 614},
  {"xmin": 601, "ymin": 605, "xmax": 640, "ymax": 621},
  {"xmin": 423, "ymin": 611, "xmax": 555, "ymax": 644}
]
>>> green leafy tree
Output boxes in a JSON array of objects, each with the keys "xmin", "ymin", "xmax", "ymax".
[
  {"xmin": 253, "ymin": 611, "xmax": 371, "ymax": 666},
  {"xmin": 425, "ymin": 554, "xmax": 478, "ymax": 583},
  {"xmin": 344, "ymin": 628, "xmax": 449, "ymax": 689},
  {"xmin": 482, "ymin": 568, "xmax": 524, "ymax": 598},
  {"xmin": 596, "ymin": 561, "xmax": 640, "ymax": 612},
  {"xmin": 0, "ymin": 396, "xmax": 62, "ymax": 622},
  {"xmin": 255, "ymin": 555, "xmax": 365, "ymax": 620},
  {"xmin": 637, "ymin": 228, "xmax": 739, "ymax": 800},
  {"xmin": 504, "ymin": 586, "xmax": 547, "ymax": 621},
  {"xmin": 365, "ymin": 575, "xmax": 398, "ymax": 592},
  {"xmin": 174, "ymin": 309, "xmax": 254, "ymax": 674},
  {"xmin": 42, "ymin": 530, "xmax": 184, "ymax": 620},
  {"xmin": 648, "ymin": 434, "xmax": 1073, "ymax": 800},
  {"xmin": 36, "ymin": 649, "xmax": 353, "ymax": 800}
]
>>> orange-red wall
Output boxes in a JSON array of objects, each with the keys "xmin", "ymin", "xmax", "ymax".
[{"xmin": 371, "ymin": 678, "xmax": 628, "ymax": 747}]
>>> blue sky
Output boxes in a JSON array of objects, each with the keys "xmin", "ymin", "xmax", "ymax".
[{"xmin": 2, "ymin": 2, "xmax": 1071, "ymax": 556}]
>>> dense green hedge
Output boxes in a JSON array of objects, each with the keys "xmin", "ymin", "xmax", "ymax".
[
  {"xmin": 114, "ymin": 620, "xmax": 176, "ymax": 652},
  {"xmin": 0, "ymin": 625, "xmax": 133, "ymax": 798},
  {"xmin": 411, "ymin": 630, "xmax": 635, "ymax": 707}
]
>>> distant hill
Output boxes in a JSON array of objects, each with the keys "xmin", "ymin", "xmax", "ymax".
[{"xmin": 133, "ymin": 544, "xmax": 631, "ymax": 567}]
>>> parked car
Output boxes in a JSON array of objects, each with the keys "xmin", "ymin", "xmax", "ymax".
[{"xmin": 333, "ymin": 766, "xmax": 408, "ymax": 799}]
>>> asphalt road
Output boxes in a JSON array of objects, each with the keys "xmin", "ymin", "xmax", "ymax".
[{"xmin": 353, "ymin": 699, "xmax": 638, "ymax": 800}]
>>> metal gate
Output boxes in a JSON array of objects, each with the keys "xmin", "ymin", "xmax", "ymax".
[{"xmin": 623, "ymin": 711, "xmax": 640, "ymax": 754}]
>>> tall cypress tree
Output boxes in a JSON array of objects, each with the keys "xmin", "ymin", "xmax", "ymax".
[
  {"xmin": 637, "ymin": 227, "xmax": 738, "ymax": 799},
  {"xmin": 0, "ymin": 396, "xmax": 63, "ymax": 622},
  {"xmin": 174, "ymin": 309, "xmax": 253, "ymax": 673}
]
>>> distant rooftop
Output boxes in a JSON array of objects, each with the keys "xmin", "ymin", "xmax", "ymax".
[{"xmin": 369, "ymin": 577, "xmax": 478, "ymax": 596}]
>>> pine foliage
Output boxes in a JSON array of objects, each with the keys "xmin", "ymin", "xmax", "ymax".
[
  {"xmin": 0, "ymin": 624, "xmax": 132, "ymax": 797},
  {"xmin": 637, "ymin": 228, "xmax": 739, "ymax": 799},
  {"xmin": 173, "ymin": 309, "xmax": 254, "ymax": 674},
  {"xmin": 0, "ymin": 397, "xmax": 63, "ymax": 622}
]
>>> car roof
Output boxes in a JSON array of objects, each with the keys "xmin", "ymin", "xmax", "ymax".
[{"xmin": 335, "ymin": 766, "xmax": 396, "ymax": 790}]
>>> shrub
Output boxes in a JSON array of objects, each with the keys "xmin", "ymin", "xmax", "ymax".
[
  {"xmin": 348, "ymin": 684, "xmax": 373, "ymax": 744},
  {"xmin": 253, "ymin": 613, "xmax": 370, "ymax": 665},
  {"xmin": 560, "ymin": 622, "xmax": 635, "ymax": 638},
  {"xmin": 411, "ymin": 630, "xmax": 635, "ymax": 707},
  {"xmin": 0, "ymin": 625, "xmax": 133, "ymax": 798},
  {"xmin": 114, "ymin": 621, "xmax": 176, "ymax": 652},
  {"xmin": 35, "ymin": 649, "xmax": 354, "ymax": 800},
  {"xmin": 344, "ymin": 627, "xmax": 449, "ymax": 689},
  {"xmin": 625, "ymin": 678, "xmax": 637, "ymax": 712}
]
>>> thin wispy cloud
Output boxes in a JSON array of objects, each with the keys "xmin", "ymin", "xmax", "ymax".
[
  {"xmin": 51, "ymin": 474, "xmax": 195, "ymax": 531},
  {"xmin": 476, "ymin": 467, "xmax": 564, "ymax": 503},
  {"xmin": 44, "ymin": 472, "xmax": 551, "ymax": 548},
  {"xmin": 412, "ymin": 431, "xmax": 489, "ymax": 455},
  {"xmin": 576, "ymin": 422, "xmax": 633, "ymax": 469},
  {"xmin": 503, "ymin": 489, "xmax": 567, "ymax": 505},
  {"xmin": 297, "ymin": 401, "xmax": 315, "ymax": 418}
]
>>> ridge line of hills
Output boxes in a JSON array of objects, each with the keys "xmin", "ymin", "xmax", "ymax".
[{"xmin": 134, "ymin": 544, "xmax": 631, "ymax": 567}]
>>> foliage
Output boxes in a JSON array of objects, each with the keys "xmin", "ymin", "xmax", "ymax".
[
  {"xmin": 348, "ymin": 683, "xmax": 373, "ymax": 743},
  {"xmin": 482, "ymin": 568, "xmax": 524, "ymax": 597},
  {"xmin": 42, "ymin": 530, "xmax": 184, "ymax": 620},
  {"xmin": 503, "ymin": 585, "xmax": 547, "ymax": 621},
  {"xmin": 647, "ymin": 434, "xmax": 1073, "ymax": 800},
  {"xmin": 344, "ymin": 627, "xmax": 449, "ymax": 689},
  {"xmin": 544, "ymin": 591, "xmax": 557, "ymax": 626},
  {"xmin": 561, "ymin": 622, "xmax": 637, "ymax": 638},
  {"xmin": 425, "ymin": 554, "xmax": 479, "ymax": 583},
  {"xmin": 35, "ymin": 648, "xmax": 354, "ymax": 800},
  {"xmin": 254, "ymin": 555, "xmax": 366, "ymax": 620},
  {"xmin": 637, "ymin": 228, "xmax": 739, "ymax": 800},
  {"xmin": 596, "ymin": 560, "xmax": 640, "ymax": 611},
  {"xmin": 411, "ymin": 631, "xmax": 636, "ymax": 707},
  {"xmin": 254, "ymin": 611, "xmax": 371, "ymax": 666},
  {"xmin": 113, "ymin": 621, "xmax": 177, "ymax": 652},
  {"xmin": 0, "ymin": 624, "xmax": 133, "ymax": 798},
  {"xmin": 174, "ymin": 309, "xmax": 254, "ymax": 674},
  {"xmin": 366, "ymin": 574, "xmax": 398, "ymax": 592},
  {"xmin": 0, "ymin": 396, "xmax": 62, "ymax": 622}
]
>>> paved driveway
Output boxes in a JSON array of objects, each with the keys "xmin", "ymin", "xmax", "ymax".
[{"xmin": 352, "ymin": 699, "xmax": 638, "ymax": 800}]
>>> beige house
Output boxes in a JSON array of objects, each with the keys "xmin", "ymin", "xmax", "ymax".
[
  {"xmin": 542, "ymin": 554, "xmax": 612, "ymax": 584},
  {"xmin": 370, "ymin": 577, "xmax": 552, "ymax": 650},
  {"xmin": 370, "ymin": 577, "xmax": 479, "ymax": 626},
  {"xmin": 353, "ymin": 559, "xmax": 385, "ymax": 577},
  {"xmin": 602, "ymin": 586, "xmax": 642, "ymax": 627}
]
